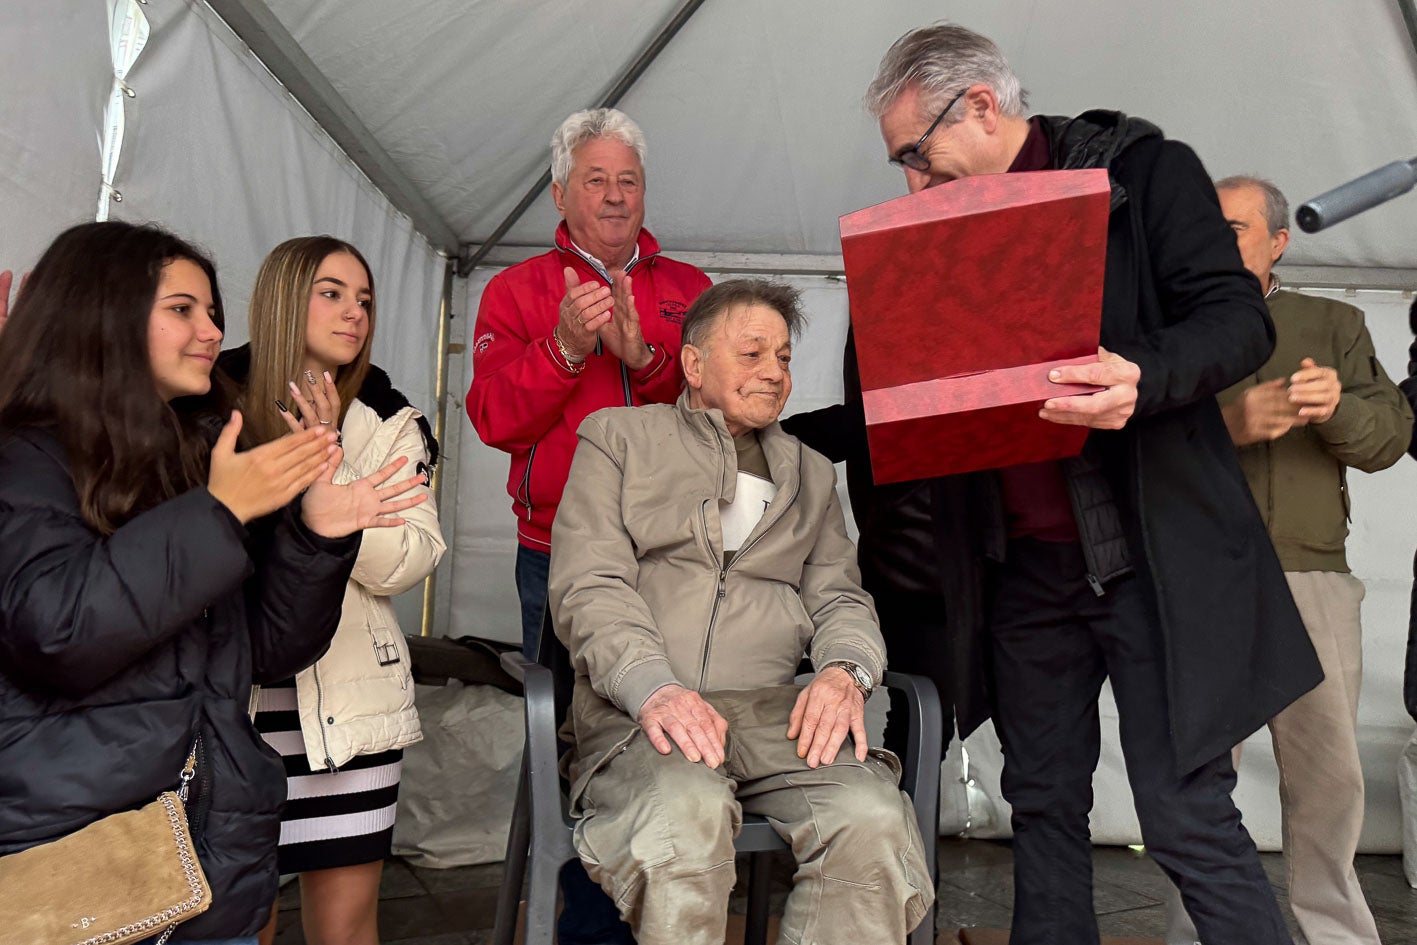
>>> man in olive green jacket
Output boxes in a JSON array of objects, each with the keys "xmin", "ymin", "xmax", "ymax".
[
  {"xmin": 1169, "ymin": 176, "xmax": 1411, "ymax": 945},
  {"xmin": 548, "ymin": 280, "xmax": 932, "ymax": 945}
]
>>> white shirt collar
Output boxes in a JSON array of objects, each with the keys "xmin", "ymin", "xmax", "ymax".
[{"xmin": 569, "ymin": 237, "xmax": 639, "ymax": 281}]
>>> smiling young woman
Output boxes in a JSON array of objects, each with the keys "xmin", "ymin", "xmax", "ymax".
[
  {"xmin": 219, "ymin": 236, "xmax": 445, "ymax": 945},
  {"xmin": 0, "ymin": 221, "xmax": 425, "ymax": 945}
]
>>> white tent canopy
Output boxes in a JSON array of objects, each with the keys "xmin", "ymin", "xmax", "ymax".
[{"xmin": 3, "ymin": 0, "xmax": 1417, "ymax": 857}]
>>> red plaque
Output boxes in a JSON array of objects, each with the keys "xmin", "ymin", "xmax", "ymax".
[{"xmin": 839, "ymin": 169, "xmax": 1111, "ymax": 483}]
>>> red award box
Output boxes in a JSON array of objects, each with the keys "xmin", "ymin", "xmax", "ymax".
[{"xmin": 839, "ymin": 169, "xmax": 1111, "ymax": 483}]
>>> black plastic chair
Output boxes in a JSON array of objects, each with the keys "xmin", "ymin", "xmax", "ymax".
[{"xmin": 492, "ymin": 612, "xmax": 942, "ymax": 945}]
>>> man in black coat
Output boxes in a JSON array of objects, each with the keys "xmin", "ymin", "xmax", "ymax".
[{"xmin": 791, "ymin": 23, "xmax": 1321, "ymax": 944}]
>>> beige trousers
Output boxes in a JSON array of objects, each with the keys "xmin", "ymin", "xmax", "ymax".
[
  {"xmin": 1168, "ymin": 570, "xmax": 1379, "ymax": 945},
  {"xmin": 571, "ymin": 685, "xmax": 933, "ymax": 945}
]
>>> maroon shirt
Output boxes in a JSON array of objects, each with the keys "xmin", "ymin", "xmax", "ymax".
[{"xmin": 995, "ymin": 118, "xmax": 1080, "ymax": 543}]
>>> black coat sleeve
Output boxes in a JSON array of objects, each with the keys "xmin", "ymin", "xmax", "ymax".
[
  {"xmin": 779, "ymin": 325, "xmax": 868, "ymax": 465},
  {"xmin": 1400, "ymin": 299, "xmax": 1417, "ymax": 460},
  {"xmin": 1105, "ymin": 139, "xmax": 1277, "ymax": 418},
  {"xmin": 0, "ymin": 442, "xmax": 252, "ymax": 697},
  {"xmin": 244, "ymin": 502, "xmax": 361, "ymax": 684}
]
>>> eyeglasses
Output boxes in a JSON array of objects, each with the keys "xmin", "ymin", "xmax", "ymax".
[{"xmin": 889, "ymin": 88, "xmax": 969, "ymax": 172}]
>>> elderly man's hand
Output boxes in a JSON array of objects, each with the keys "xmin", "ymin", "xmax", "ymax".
[
  {"xmin": 1222, "ymin": 378, "xmax": 1305, "ymax": 446},
  {"xmin": 638, "ymin": 684, "xmax": 729, "ymax": 767},
  {"xmin": 597, "ymin": 268, "xmax": 652, "ymax": 371},
  {"xmin": 1039, "ymin": 346, "xmax": 1141, "ymax": 430},
  {"xmin": 787, "ymin": 668, "xmax": 868, "ymax": 768},
  {"xmin": 556, "ymin": 266, "xmax": 614, "ymax": 363},
  {"xmin": 1289, "ymin": 357, "xmax": 1342, "ymax": 423}
]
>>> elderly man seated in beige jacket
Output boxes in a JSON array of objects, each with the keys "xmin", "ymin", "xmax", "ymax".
[{"xmin": 547, "ymin": 279, "xmax": 933, "ymax": 945}]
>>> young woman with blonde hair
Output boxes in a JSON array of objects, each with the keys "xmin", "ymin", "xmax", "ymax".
[
  {"xmin": 221, "ymin": 236, "xmax": 445, "ymax": 945},
  {"xmin": 0, "ymin": 221, "xmax": 426, "ymax": 945}
]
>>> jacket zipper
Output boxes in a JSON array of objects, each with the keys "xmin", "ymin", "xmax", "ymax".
[
  {"xmin": 313, "ymin": 663, "xmax": 339, "ymax": 772},
  {"xmin": 1061, "ymin": 460, "xmax": 1108, "ymax": 597},
  {"xmin": 696, "ymin": 442, "xmax": 804, "ymax": 688},
  {"xmin": 517, "ymin": 443, "xmax": 537, "ymax": 523}
]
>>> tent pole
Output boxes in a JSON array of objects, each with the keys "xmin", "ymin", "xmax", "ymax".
[
  {"xmin": 1400, "ymin": 0, "xmax": 1417, "ymax": 65},
  {"xmin": 420, "ymin": 259, "xmax": 457, "ymax": 637},
  {"xmin": 456, "ymin": 0, "xmax": 709, "ymax": 277}
]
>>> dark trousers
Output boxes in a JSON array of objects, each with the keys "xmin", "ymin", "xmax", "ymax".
[
  {"xmin": 988, "ymin": 538, "xmax": 1290, "ymax": 945},
  {"xmin": 874, "ymin": 589, "xmax": 953, "ymax": 758},
  {"xmin": 515, "ymin": 543, "xmax": 634, "ymax": 945}
]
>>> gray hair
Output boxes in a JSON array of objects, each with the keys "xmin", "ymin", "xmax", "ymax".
[
  {"xmin": 1215, "ymin": 175, "xmax": 1290, "ymax": 235},
  {"xmin": 682, "ymin": 279, "xmax": 807, "ymax": 349},
  {"xmin": 550, "ymin": 108, "xmax": 647, "ymax": 188},
  {"xmin": 866, "ymin": 23, "xmax": 1028, "ymax": 124}
]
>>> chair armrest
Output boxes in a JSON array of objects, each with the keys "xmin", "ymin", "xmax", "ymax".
[
  {"xmin": 500, "ymin": 650, "xmax": 530, "ymax": 686},
  {"xmin": 509, "ymin": 654, "xmax": 566, "ymax": 838},
  {"xmin": 882, "ymin": 670, "xmax": 942, "ymax": 876}
]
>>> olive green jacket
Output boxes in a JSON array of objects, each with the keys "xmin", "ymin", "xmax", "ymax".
[{"xmin": 1218, "ymin": 289, "xmax": 1412, "ymax": 572}]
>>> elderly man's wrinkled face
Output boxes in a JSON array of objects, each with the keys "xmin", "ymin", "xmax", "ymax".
[
  {"xmin": 1218, "ymin": 184, "xmax": 1289, "ymax": 292},
  {"xmin": 683, "ymin": 304, "xmax": 793, "ymax": 436},
  {"xmin": 552, "ymin": 136, "xmax": 645, "ymax": 269}
]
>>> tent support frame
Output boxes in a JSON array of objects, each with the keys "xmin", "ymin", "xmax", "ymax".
[
  {"xmin": 455, "ymin": 0, "xmax": 709, "ymax": 278},
  {"xmin": 204, "ymin": 0, "xmax": 461, "ymax": 254},
  {"xmin": 1399, "ymin": 0, "xmax": 1417, "ymax": 65},
  {"xmin": 420, "ymin": 259, "xmax": 458, "ymax": 638}
]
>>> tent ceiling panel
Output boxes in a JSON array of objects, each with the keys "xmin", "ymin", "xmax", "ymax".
[
  {"xmin": 111, "ymin": 1, "xmax": 446, "ymax": 411},
  {"xmin": 267, "ymin": 0, "xmax": 687, "ymax": 241},
  {"xmin": 0, "ymin": 6, "xmax": 113, "ymax": 269},
  {"xmin": 262, "ymin": 0, "xmax": 1416, "ymax": 270}
]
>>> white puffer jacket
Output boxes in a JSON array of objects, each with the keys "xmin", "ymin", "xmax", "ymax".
[{"xmin": 293, "ymin": 397, "xmax": 445, "ymax": 770}]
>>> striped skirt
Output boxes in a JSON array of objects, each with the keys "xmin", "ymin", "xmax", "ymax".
[{"xmin": 253, "ymin": 678, "xmax": 403, "ymax": 874}]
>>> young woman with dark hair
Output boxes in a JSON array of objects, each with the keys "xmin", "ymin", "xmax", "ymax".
[
  {"xmin": 0, "ymin": 221, "xmax": 428, "ymax": 945},
  {"xmin": 220, "ymin": 236, "xmax": 444, "ymax": 945}
]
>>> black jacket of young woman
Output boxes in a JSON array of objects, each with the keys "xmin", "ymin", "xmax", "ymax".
[{"xmin": 0, "ymin": 429, "xmax": 360, "ymax": 939}]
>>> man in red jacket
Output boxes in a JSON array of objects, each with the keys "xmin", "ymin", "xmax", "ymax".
[
  {"xmin": 467, "ymin": 107, "xmax": 711, "ymax": 660},
  {"xmin": 465, "ymin": 107, "xmax": 710, "ymax": 945}
]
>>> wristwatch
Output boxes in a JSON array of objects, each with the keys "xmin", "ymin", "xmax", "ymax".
[{"xmin": 823, "ymin": 660, "xmax": 873, "ymax": 698}]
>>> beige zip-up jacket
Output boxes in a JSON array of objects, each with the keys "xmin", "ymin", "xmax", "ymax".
[
  {"xmin": 549, "ymin": 393, "xmax": 885, "ymax": 759},
  {"xmin": 293, "ymin": 398, "xmax": 446, "ymax": 770}
]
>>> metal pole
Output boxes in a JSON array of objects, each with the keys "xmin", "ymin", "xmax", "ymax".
[
  {"xmin": 420, "ymin": 258, "xmax": 457, "ymax": 637},
  {"xmin": 456, "ymin": 0, "xmax": 709, "ymax": 277},
  {"xmin": 1399, "ymin": 0, "xmax": 1417, "ymax": 65}
]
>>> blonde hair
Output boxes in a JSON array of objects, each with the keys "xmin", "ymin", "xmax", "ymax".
[{"xmin": 245, "ymin": 236, "xmax": 375, "ymax": 445}]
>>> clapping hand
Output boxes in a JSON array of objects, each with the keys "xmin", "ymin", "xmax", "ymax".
[
  {"xmin": 0, "ymin": 270, "xmax": 29, "ymax": 336},
  {"xmin": 597, "ymin": 269, "xmax": 652, "ymax": 370},
  {"xmin": 300, "ymin": 453, "xmax": 428, "ymax": 538},
  {"xmin": 208, "ymin": 411, "xmax": 337, "ymax": 523},
  {"xmin": 555, "ymin": 266, "xmax": 614, "ymax": 363},
  {"xmin": 1287, "ymin": 357, "xmax": 1341, "ymax": 423},
  {"xmin": 280, "ymin": 370, "xmax": 341, "ymax": 432}
]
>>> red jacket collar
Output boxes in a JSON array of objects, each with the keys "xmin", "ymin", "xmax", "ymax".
[{"xmin": 554, "ymin": 221, "xmax": 662, "ymax": 266}]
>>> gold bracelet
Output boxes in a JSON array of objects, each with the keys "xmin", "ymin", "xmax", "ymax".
[{"xmin": 553, "ymin": 327, "xmax": 586, "ymax": 371}]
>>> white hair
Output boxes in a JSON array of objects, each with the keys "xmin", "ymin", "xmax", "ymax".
[
  {"xmin": 866, "ymin": 23, "xmax": 1028, "ymax": 125},
  {"xmin": 550, "ymin": 108, "xmax": 647, "ymax": 188}
]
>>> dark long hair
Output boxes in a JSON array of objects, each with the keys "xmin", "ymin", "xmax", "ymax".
[{"xmin": 0, "ymin": 221, "xmax": 229, "ymax": 534}]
